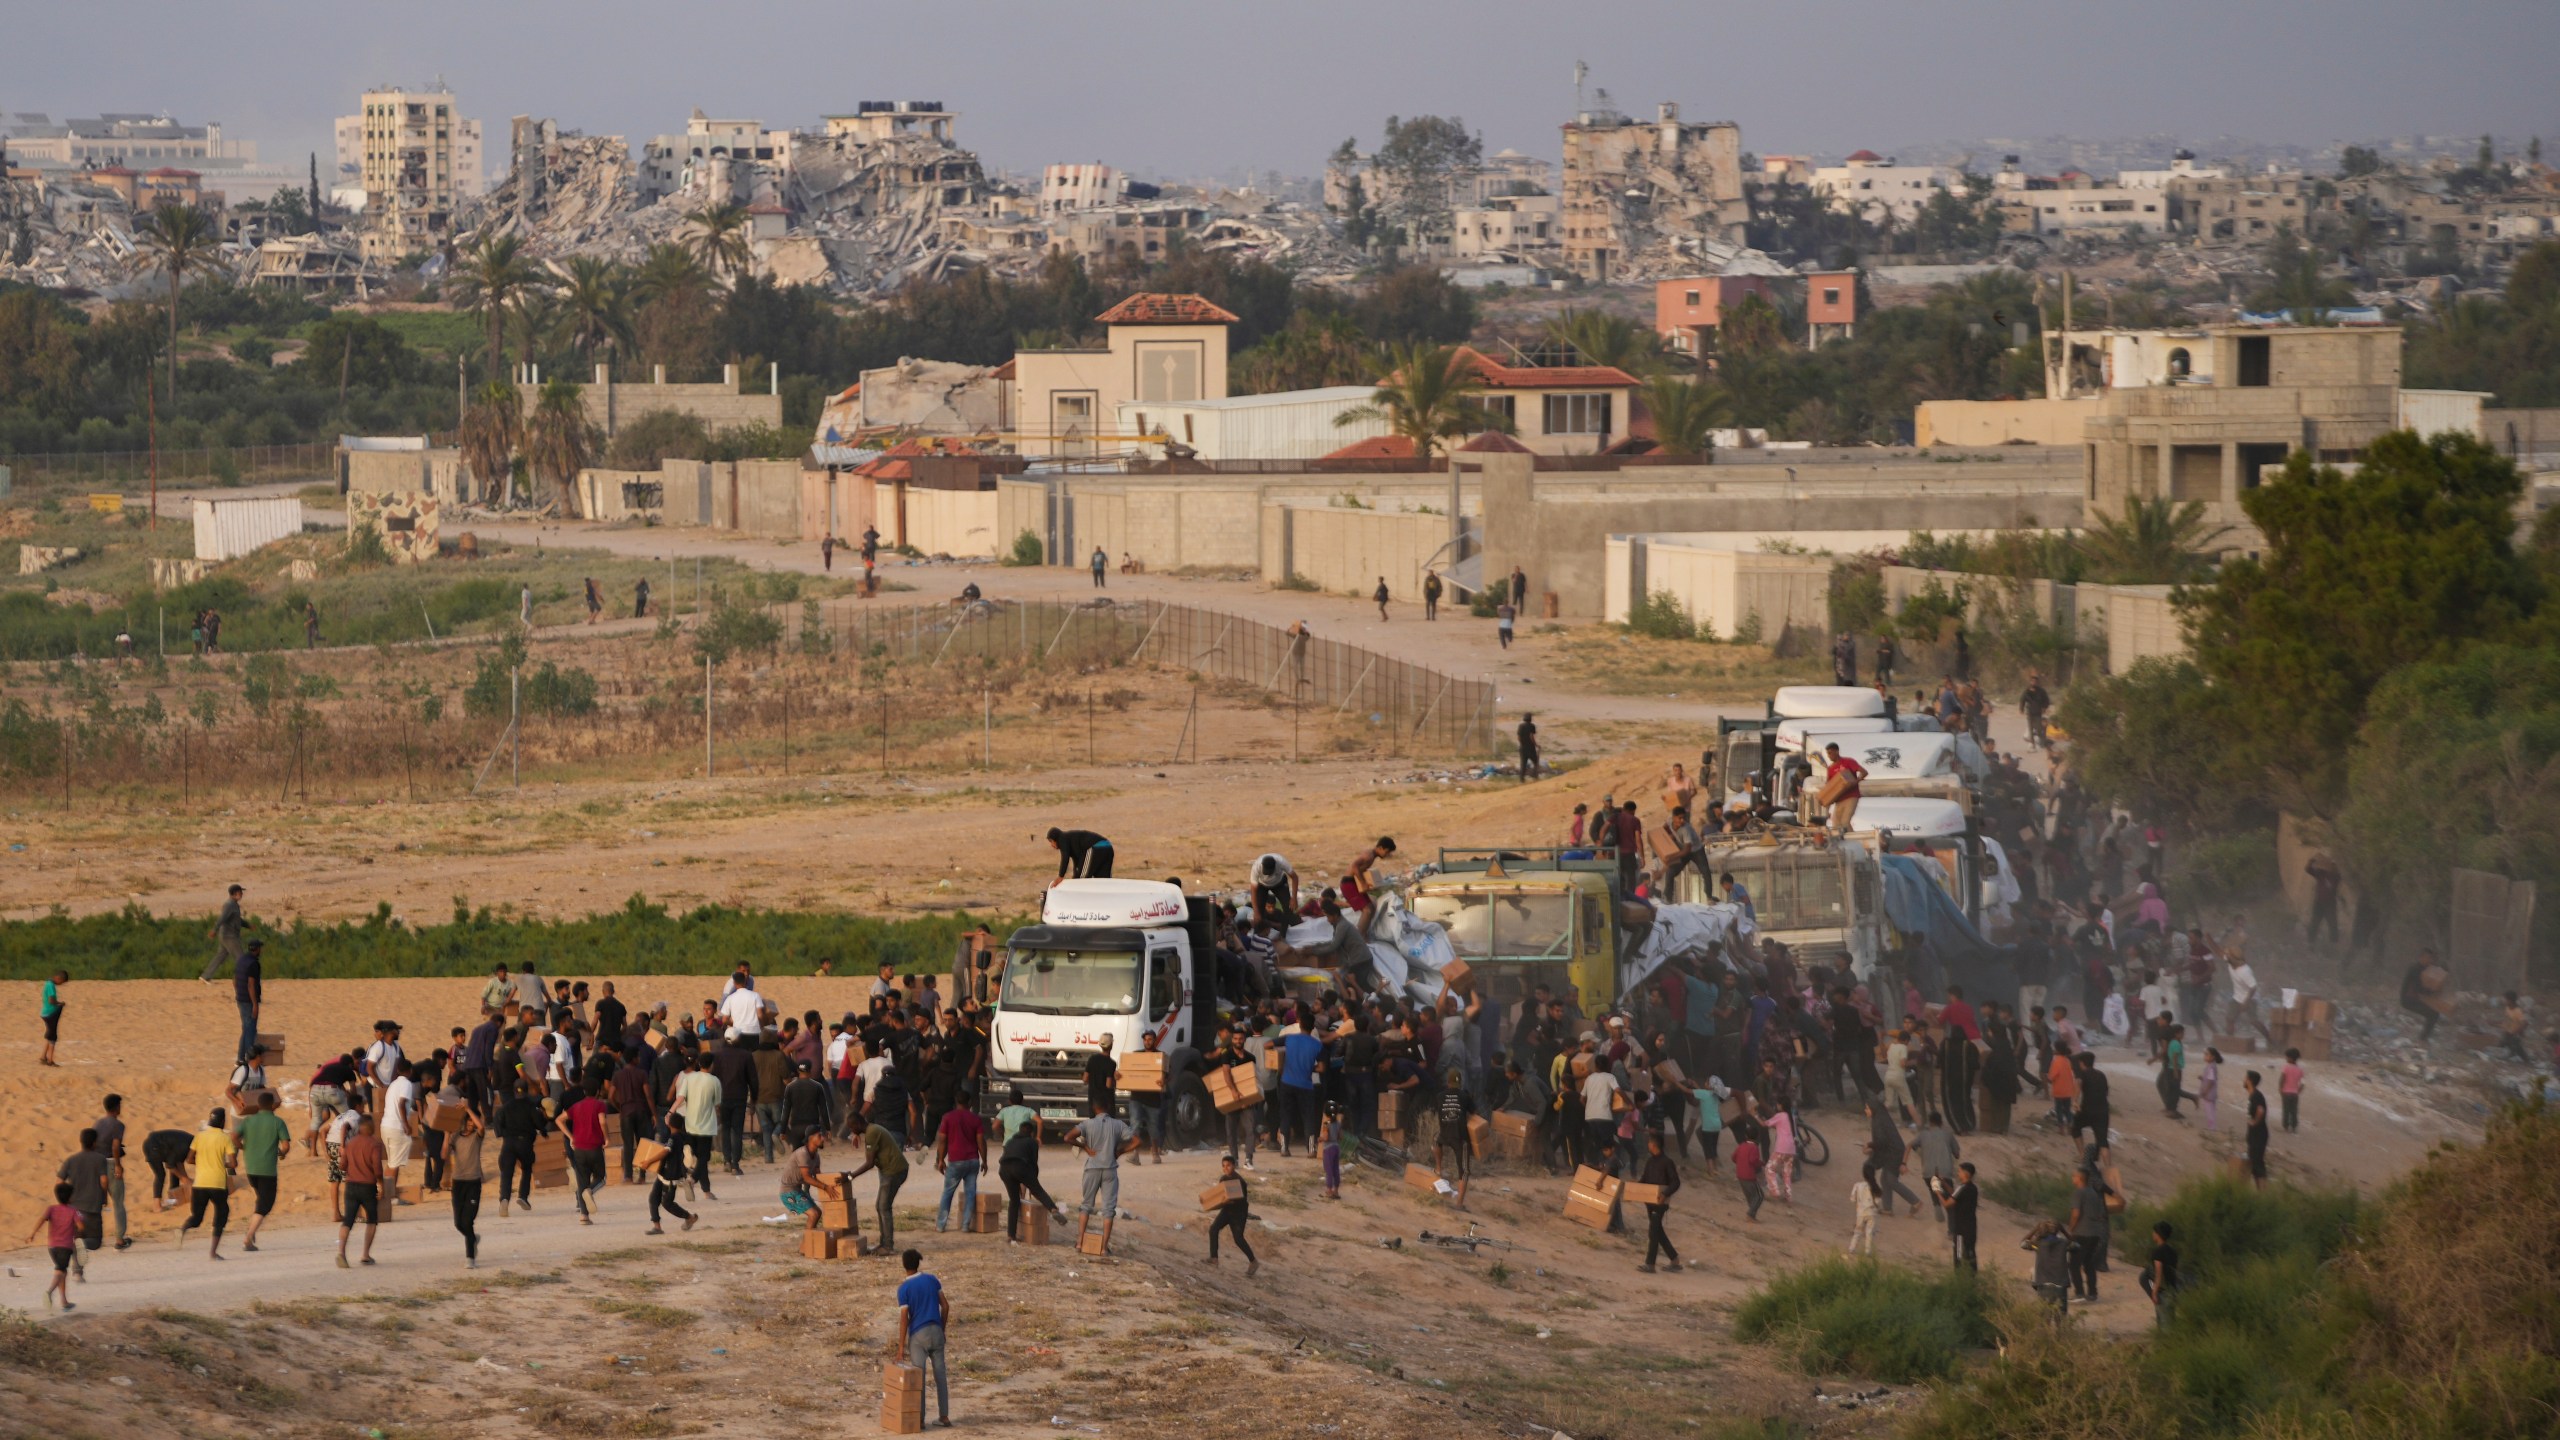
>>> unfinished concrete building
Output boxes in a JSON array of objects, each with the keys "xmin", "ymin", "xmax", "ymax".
[
  {"xmin": 1560, "ymin": 100, "xmax": 1746, "ymax": 282},
  {"xmin": 352, "ymin": 85, "xmax": 475, "ymax": 262}
]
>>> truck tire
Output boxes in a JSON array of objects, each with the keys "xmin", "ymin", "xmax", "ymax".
[{"xmin": 1169, "ymin": 1074, "xmax": 1215, "ymax": 1147}]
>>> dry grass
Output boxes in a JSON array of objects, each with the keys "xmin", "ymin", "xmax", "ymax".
[{"xmin": 1543, "ymin": 625, "xmax": 1828, "ymax": 700}]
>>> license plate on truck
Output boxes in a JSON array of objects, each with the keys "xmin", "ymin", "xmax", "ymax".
[{"xmin": 1040, "ymin": 1106, "xmax": 1079, "ymax": 1121}]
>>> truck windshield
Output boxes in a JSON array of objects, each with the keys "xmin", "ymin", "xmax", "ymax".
[
  {"xmin": 1735, "ymin": 858, "xmax": 1848, "ymax": 932},
  {"xmin": 999, "ymin": 948, "xmax": 1141, "ymax": 1015},
  {"xmin": 1410, "ymin": 890, "xmax": 1575, "ymax": 960}
]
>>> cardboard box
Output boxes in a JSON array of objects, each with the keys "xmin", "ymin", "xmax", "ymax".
[
  {"xmin": 1403, "ymin": 1163, "xmax": 1443, "ymax": 1195},
  {"xmin": 1378, "ymin": 1092, "xmax": 1406, "ymax": 1128},
  {"xmin": 1439, "ymin": 958, "xmax": 1473, "ymax": 994},
  {"xmin": 1491, "ymin": 1110, "xmax": 1536, "ymax": 1140},
  {"xmin": 1466, "ymin": 1115, "xmax": 1490, "ymax": 1153},
  {"xmin": 801, "ymin": 1229, "xmax": 839, "ymax": 1260},
  {"xmin": 817, "ymin": 1198, "xmax": 854, "ymax": 1233},
  {"xmin": 971, "ymin": 1193, "xmax": 1005, "ymax": 1233},
  {"xmin": 644, "ymin": 1029, "xmax": 667, "ymax": 1050},
  {"xmin": 423, "ymin": 1095, "xmax": 470, "ymax": 1134},
  {"xmin": 1199, "ymin": 1178, "xmax": 1245, "ymax": 1211},
  {"xmin": 1563, "ymin": 1189, "xmax": 1614, "ymax": 1230},
  {"xmin": 808, "ymin": 1170, "xmax": 848, "ymax": 1203},
  {"xmin": 1021, "ymin": 1206, "xmax": 1051, "ymax": 1246},
  {"xmin": 1379, "ymin": 1126, "xmax": 1406, "ymax": 1148},
  {"xmin": 255, "ymin": 1033, "xmax": 287, "ymax": 1065},
  {"xmin": 884, "ymin": 1362, "xmax": 927, "ymax": 1396},
  {"xmin": 1209, "ymin": 1063, "xmax": 1262, "ymax": 1113},
  {"xmin": 882, "ymin": 1392, "xmax": 926, "ymax": 1435},
  {"xmin": 632, "ymin": 1138, "xmax": 670, "ymax": 1173},
  {"xmin": 1077, "ymin": 1217, "xmax": 1112, "ymax": 1256},
  {"xmin": 1620, "ymin": 1181, "xmax": 1666, "ymax": 1207},
  {"xmin": 1116, "ymin": 1052, "xmax": 1166, "ymax": 1094}
]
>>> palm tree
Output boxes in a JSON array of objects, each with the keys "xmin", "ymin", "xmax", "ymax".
[
  {"xmin": 1543, "ymin": 308, "xmax": 1662, "ymax": 374},
  {"xmin": 521, "ymin": 376, "xmax": 598, "ymax": 512},
  {"xmin": 554, "ymin": 257, "xmax": 635, "ymax": 367},
  {"xmin": 136, "ymin": 201, "xmax": 218, "ymax": 406},
  {"xmin": 450, "ymin": 234, "xmax": 542, "ymax": 385},
  {"xmin": 684, "ymin": 203, "xmax": 753, "ymax": 281},
  {"xmin": 1333, "ymin": 343, "xmax": 1513, "ymax": 460},
  {"xmin": 458, "ymin": 379, "xmax": 524, "ymax": 507},
  {"xmin": 2080, "ymin": 495, "xmax": 2228, "ymax": 585},
  {"xmin": 1719, "ymin": 293, "xmax": 1790, "ymax": 359},
  {"xmin": 1638, "ymin": 374, "xmax": 1732, "ymax": 457},
  {"xmin": 632, "ymin": 241, "xmax": 712, "ymax": 308}
]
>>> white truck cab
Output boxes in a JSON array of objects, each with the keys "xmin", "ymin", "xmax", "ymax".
[
  {"xmin": 985, "ymin": 879, "xmax": 1216, "ymax": 1127},
  {"xmin": 1845, "ymin": 796, "xmax": 1992, "ymax": 926}
]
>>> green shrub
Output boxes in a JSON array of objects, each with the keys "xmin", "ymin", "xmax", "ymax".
[
  {"xmin": 1003, "ymin": 529, "xmax": 1045, "ymax": 567},
  {"xmin": 0, "ymin": 896, "xmax": 1027, "ymax": 981},
  {"xmin": 694, "ymin": 590, "xmax": 784, "ymax": 665},
  {"xmin": 2115, "ymin": 1173, "xmax": 2358, "ymax": 1273},
  {"xmin": 1732, "ymin": 1257, "xmax": 1995, "ymax": 1383},
  {"xmin": 1276, "ymin": 573, "xmax": 1320, "ymax": 593},
  {"xmin": 2171, "ymin": 828, "xmax": 2279, "ymax": 905},
  {"xmin": 1828, "ymin": 558, "xmax": 1888, "ymax": 634},
  {"xmin": 345, "ymin": 522, "xmax": 391, "ymax": 568},
  {"xmin": 1893, "ymin": 575, "xmax": 1969, "ymax": 643},
  {"xmin": 1625, "ymin": 589, "xmax": 1700, "ymax": 642},
  {"xmin": 1979, "ymin": 1167, "xmax": 2074, "ymax": 1219}
]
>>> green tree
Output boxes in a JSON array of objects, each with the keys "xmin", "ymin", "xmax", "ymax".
[
  {"xmin": 2338, "ymin": 643, "xmax": 2560, "ymax": 953},
  {"xmin": 1232, "ymin": 311, "xmax": 1375, "ymax": 394},
  {"xmin": 2052, "ymin": 659, "xmax": 2261, "ymax": 833},
  {"xmin": 2180, "ymin": 432, "xmax": 2542, "ymax": 814},
  {"xmin": 1332, "ymin": 342, "xmax": 1512, "ymax": 460},
  {"xmin": 450, "ymin": 234, "xmax": 543, "ymax": 385},
  {"xmin": 135, "ymin": 201, "xmax": 218, "ymax": 405},
  {"xmin": 1370, "ymin": 115, "xmax": 1481, "ymax": 240},
  {"xmin": 298, "ymin": 313, "xmax": 418, "ymax": 393},
  {"xmin": 684, "ymin": 203, "xmax": 753, "ymax": 280},
  {"xmin": 522, "ymin": 376, "xmax": 598, "ymax": 511},
  {"xmin": 1638, "ymin": 373, "xmax": 1731, "ymax": 456},
  {"xmin": 2339, "ymin": 145, "xmax": 2383, "ymax": 178},
  {"xmin": 602, "ymin": 409, "xmax": 713, "ymax": 469},
  {"xmin": 2078, "ymin": 495, "xmax": 2226, "ymax": 584},
  {"xmin": 459, "ymin": 378, "xmax": 524, "ymax": 507},
  {"xmin": 1346, "ymin": 265, "xmax": 1476, "ymax": 346},
  {"xmin": 2249, "ymin": 224, "xmax": 2353, "ymax": 318},
  {"xmin": 1544, "ymin": 308, "xmax": 1663, "ymax": 374},
  {"xmin": 554, "ymin": 256, "xmax": 634, "ymax": 366}
]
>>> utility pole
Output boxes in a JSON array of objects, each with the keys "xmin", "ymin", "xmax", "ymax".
[
  {"xmin": 510, "ymin": 663, "xmax": 521, "ymax": 788},
  {"xmin": 704, "ymin": 656, "xmax": 714, "ymax": 778}
]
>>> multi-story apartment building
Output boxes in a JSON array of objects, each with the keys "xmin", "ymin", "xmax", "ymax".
[
  {"xmin": 1559, "ymin": 101, "xmax": 1745, "ymax": 281},
  {"xmin": 347, "ymin": 86, "xmax": 479, "ymax": 260}
]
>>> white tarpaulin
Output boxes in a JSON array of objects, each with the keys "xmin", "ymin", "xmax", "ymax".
[{"xmin": 1619, "ymin": 901, "xmax": 1759, "ymax": 996}]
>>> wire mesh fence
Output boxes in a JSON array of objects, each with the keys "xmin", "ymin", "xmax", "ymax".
[
  {"xmin": 0, "ymin": 596, "xmax": 1499, "ymax": 809},
  {"xmin": 821, "ymin": 597, "xmax": 1498, "ymax": 757}
]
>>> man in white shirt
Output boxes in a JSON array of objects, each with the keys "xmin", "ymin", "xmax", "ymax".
[
  {"xmin": 2225, "ymin": 953, "xmax": 2271, "ymax": 1042},
  {"xmin": 719, "ymin": 982, "xmax": 765, "ymax": 1042},
  {"xmin": 366, "ymin": 1023, "xmax": 406, "ymax": 1091},
  {"xmin": 382, "ymin": 1062, "xmax": 418, "ymax": 1202},
  {"xmin": 1580, "ymin": 1065, "xmax": 1620, "ymax": 1171}
]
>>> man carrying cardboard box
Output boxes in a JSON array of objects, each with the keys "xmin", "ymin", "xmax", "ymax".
[
  {"xmin": 1200, "ymin": 1154, "xmax": 1258, "ymax": 1275},
  {"xmin": 894, "ymin": 1248, "xmax": 953, "ymax": 1428},
  {"xmin": 1633, "ymin": 1132, "xmax": 1683, "ymax": 1272}
]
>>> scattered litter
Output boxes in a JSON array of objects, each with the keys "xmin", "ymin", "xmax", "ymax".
[{"xmin": 108, "ymin": 1377, "xmax": 132, "ymax": 1387}]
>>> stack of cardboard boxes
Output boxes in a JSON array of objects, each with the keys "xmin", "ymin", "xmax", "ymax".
[
  {"xmin": 1490, "ymin": 1110, "xmax": 1536, "ymax": 1163},
  {"xmin": 804, "ymin": 1172, "xmax": 867, "ymax": 1258},
  {"xmin": 1378, "ymin": 1090, "xmax": 1407, "ymax": 1146},
  {"xmin": 2267, "ymin": 995, "xmax": 2335, "ymax": 1060},
  {"xmin": 1116, "ymin": 1051, "xmax": 1165, "ymax": 1095},
  {"xmin": 882, "ymin": 1361, "xmax": 926, "ymax": 1434},
  {"xmin": 1205, "ymin": 1062, "xmax": 1262, "ymax": 1114},
  {"xmin": 1563, "ymin": 1164, "xmax": 1621, "ymax": 1230}
]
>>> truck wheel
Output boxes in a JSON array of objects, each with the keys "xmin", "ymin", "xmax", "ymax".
[{"xmin": 1170, "ymin": 1076, "xmax": 1215, "ymax": 1147}]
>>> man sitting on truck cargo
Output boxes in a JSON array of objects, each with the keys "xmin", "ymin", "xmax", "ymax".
[{"xmin": 1047, "ymin": 827, "xmax": 1114, "ymax": 882}]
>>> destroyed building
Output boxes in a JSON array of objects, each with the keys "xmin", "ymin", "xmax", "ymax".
[{"xmin": 1560, "ymin": 99, "xmax": 1747, "ymax": 282}]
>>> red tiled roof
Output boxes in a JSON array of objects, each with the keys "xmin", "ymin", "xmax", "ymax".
[
  {"xmin": 856, "ymin": 436, "xmax": 980, "ymax": 481},
  {"xmin": 1446, "ymin": 345, "xmax": 1639, "ymax": 391},
  {"xmin": 1093, "ymin": 293, "xmax": 1240, "ymax": 326},
  {"xmin": 1845, "ymin": 149, "xmax": 1883, "ymax": 163},
  {"xmin": 1321, "ymin": 435, "xmax": 1416, "ymax": 460},
  {"xmin": 1455, "ymin": 429, "xmax": 1532, "ymax": 453}
]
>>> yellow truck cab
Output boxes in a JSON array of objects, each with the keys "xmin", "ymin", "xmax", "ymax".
[{"xmin": 1407, "ymin": 849, "xmax": 1626, "ymax": 1022}]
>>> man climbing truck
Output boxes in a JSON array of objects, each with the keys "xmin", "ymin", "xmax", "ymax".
[{"xmin": 979, "ymin": 879, "xmax": 1221, "ymax": 1140}]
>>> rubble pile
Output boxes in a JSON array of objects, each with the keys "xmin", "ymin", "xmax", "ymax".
[
  {"xmin": 0, "ymin": 173, "xmax": 228, "ymax": 296},
  {"xmin": 455, "ymin": 132, "xmax": 677, "ymax": 266}
]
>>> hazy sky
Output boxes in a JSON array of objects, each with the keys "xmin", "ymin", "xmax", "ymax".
[{"xmin": 7, "ymin": 0, "xmax": 2556, "ymax": 181}]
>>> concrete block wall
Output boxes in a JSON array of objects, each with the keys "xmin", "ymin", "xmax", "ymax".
[
  {"xmin": 575, "ymin": 468, "xmax": 659, "ymax": 521},
  {"xmin": 996, "ymin": 480, "xmax": 1049, "ymax": 562},
  {"xmin": 1606, "ymin": 538, "xmax": 1833, "ymax": 638},
  {"xmin": 903, "ymin": 488, "xmax": 1002, "ymax": 557},
  {"xmin": 1261, "ymin": 504, "xmax": 1452, "ymax": 597},
  {"xmin": 2075, "ymin": 583, "xmax": 2184, "ymax": 672}
]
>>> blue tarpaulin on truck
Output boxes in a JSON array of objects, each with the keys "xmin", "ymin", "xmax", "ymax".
[{"xmin": 1878, "ymin": 854, "xmax": 2018, "ymax": 1001}]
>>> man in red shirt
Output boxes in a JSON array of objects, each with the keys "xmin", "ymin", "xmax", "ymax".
[
  {"xmin": 1821, "ymin": 743, "xmax": 1868, "ymax": 834},
  {"xmin": 564, "ymin": 1078, "xmax": 612, "ymax": 1224},
  {"xmin": 934, "ymin": 1089, "xmax": 988, "ymax": 1232}
]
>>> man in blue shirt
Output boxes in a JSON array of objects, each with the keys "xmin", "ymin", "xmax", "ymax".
[
  {"xmin": 1279, "ymin": 1020, "xmax": 1325, "ymax": 1157},
  {"xmin": 895, "ymin": 1248, "xmax": 952, "ymax": 1427}
]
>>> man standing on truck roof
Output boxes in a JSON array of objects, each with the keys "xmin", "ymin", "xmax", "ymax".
[
  {"xmin": 1048, "ymin": 827, "xmax": 1114, "ymax": 882},
  {"xmin": 1821, "ymin": 742, "xmax": 1867, "ymax": 835}
]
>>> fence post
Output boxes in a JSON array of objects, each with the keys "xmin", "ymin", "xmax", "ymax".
[
  {"xmin": 703, "ymin": 656, "xmax": 713, "ymax": 779},
  {"xmin": 983, "ymin": 688, "xmax": 992, "ymax": 770}
]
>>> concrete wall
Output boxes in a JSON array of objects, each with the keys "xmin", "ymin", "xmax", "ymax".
[
  {"xmin": 1483, "ymin": 457, "xmax": 2080, "ymax": 618},
  {"xmin": 2484, "ymin": 408, "xmax": 2560, "ymax": 457},
  {"xmin": 2076, "ymin": 583, "xmax": 2184, "ymax": 673},
  {"xmin": 903, "ymin": 487, "xmax": 1002, "ymax": 557},
  {"xmin": 1262, "ymin": 505, "xmax": 1452, "ymax": 597},
  {"xmin": 1916, "ymin": 397, "xmax": 2101, "ymax": 447},
  {"xmin": 527, "ymin": 367, "xmax": 782, "ymax": 439},
  {"xmin": 344, "ymin": 447, "xmax": 471, "ymax": 504},
  {"xmin": 574, "ymin": 468, "xmax": 665, "ymax": 522},
  {"xmin": 1605, "ymin": 538, "xmax": 1835, "ymax": 638}
]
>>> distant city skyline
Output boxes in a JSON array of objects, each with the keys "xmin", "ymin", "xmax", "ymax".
[{"xmin": 6, "ymin": 0, "xmax": 2555, "ymax": 188}]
